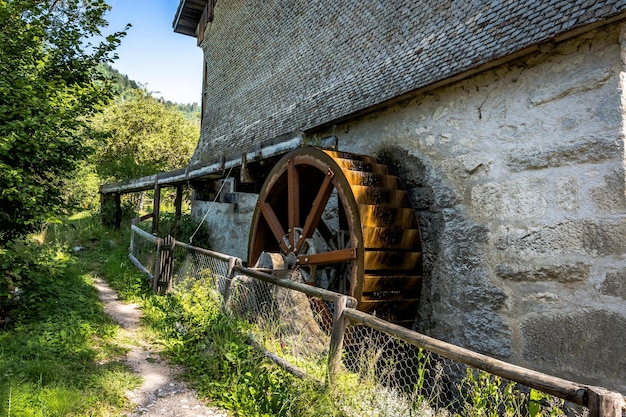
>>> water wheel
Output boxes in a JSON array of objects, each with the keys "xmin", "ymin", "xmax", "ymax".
[{"xmin": 248, "ymin": 147, "xmax": 423, "ymax": 327}]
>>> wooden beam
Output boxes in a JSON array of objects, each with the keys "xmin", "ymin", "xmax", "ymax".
[
  {"xmin": 152, "ymin": 184, "xmax": 161, "ymax": 235},
  {"xmin": 328, "ymin": 295, "xmax": 348, "ymax": 386},
  {"xmin": 587, "ymin": 388, "xmax": 624, "ymax": 417}
]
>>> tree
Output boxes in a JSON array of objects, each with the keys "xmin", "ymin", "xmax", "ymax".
[
  {"xmin": 93, "ymin": 91, "xmax": 199, "ymax": 182},
  {"xmin": 0, "ymin": 0, "xmax": 127, "ymax": 240}
]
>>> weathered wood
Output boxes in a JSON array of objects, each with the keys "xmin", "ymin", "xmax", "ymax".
[
  {"xmin": 173, "ymin": 185, "xmax": 183, "ymax": 237},
  {"xmin": 164, "ymin": 235, "xmax": 175, "ymax": 293},
  {"xmin": 98, "ymin": 132, "xmax": 308, "ymax": 197},
  {"xmin": 587, "ymin": 387, "xmax": 624, "ymax": 417},
  {"xmin": 327, "ymin": 294, "xmax": 348, "ymax": 386},
  {"xmin": 153, "ymin": 239, "xmax": 162, "ymax": 293},
  {"xmin": 233, "ymin": 265, "xmax": 358, "ymax": 307},
  {"xmin": 152, "ymin": 184, "xmax": 161, "ymax": 235},
  {"xmin": 131, "ymin": 212, "xmax": 154, "ymax": 225},
  {"xmin": 343, "ymin": 308, "xmax": 589, "ymax": 407},
  {"xmin": 131, "ymin": 224, "xmax": 160, "ymax": 244},
  {"xmin": 114, "ymin": 193, "xmax": 122, "ymax": 229}
]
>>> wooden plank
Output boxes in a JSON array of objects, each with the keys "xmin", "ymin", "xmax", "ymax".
[
  {"xmin": 132, "ymin": 212, "xmax": 154, "ymax": 225},
  {"xmin": 352, "ymin": 186, "xmax": 410, "ymax": 207},
  {"xmin": 328, "ymin": 295, "xmax": 348, "ymax": 386},
  {"xmin": 173, "ymin": 185, "xmax": 183, "ymax": 237},
  {"xmin": 358, "ymin": 205, "xmax": 418, "ymax": 228},
  {"xmin": 363, "ymin": 274, "xmax": 422, "ymax": 293},
  {"xmin": 131, "ymin": 224, "xmax": 160, "ymax": 244},
  {"xmin": 259, "ymin": 201, "xmax": 289, "ymax": 253},
  {"xmin": 287, "ymin": 157, "xmax": 299, "ymax": 250},
  {"xmin": 296, "ymin": 169, "xmax": 334, "ymax": 254},
  {"xmin": 297, "ymin": 248, "xmax": 356, "ymax": 265},
  {"xmin": 362, "ymin": 227, "xmax": 421, "ymax": 250},
  {"xmin": 364, "ymin": 251, "xmax": 422, "ymax": 271},
  {"xmin": 587, "ymin": 388, "xmax": 624, "ymax": 417},
  {"xmin": 152, "ymin": 184, "xmax": 161, "ymax": 235},
  {"xmin": 234, "ymin": 265, "xmax": 357, "ymax": 308}
]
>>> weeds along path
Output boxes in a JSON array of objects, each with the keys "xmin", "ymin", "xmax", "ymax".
[{"xmin": 92, "ymin": 277, "xmax": 230, "ymax": 417}]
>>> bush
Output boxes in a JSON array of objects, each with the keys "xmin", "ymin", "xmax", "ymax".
[{"xmin": 0, "ymin": 239, "xmax": 73, "ymax": 322}]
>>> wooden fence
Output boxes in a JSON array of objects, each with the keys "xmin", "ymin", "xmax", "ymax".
[{"xmin": 128, "ymin": 225, "xmax": 625, "ymax": 417}]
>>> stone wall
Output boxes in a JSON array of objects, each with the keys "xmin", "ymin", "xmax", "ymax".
[{"xmin": 309, "ymin": 23, "xmax": 625, "ymax": 393}]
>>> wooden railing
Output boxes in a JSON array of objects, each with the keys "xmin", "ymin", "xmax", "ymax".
[{"xmin": 128, "ymin": 228, "xmax": 626, "ymax": 417}]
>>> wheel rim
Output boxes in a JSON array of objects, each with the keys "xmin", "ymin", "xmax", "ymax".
[
  {"xmin": 249, "ymin": 148, "xmax": 365, "ymax": 301},
  {"xmin": 248, "ymin": 147, "xmax": 423, "ymax": 327}
]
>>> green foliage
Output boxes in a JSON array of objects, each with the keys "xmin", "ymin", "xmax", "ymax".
[
  {"xmin": 0, "ymin": 0, "xmax": 127, "ymax": 240},
  {"xmin": 458, "ymin": 369, "xmax": 521, "ymax": 417},
  {"xmin": 457, "ymin": 369, "xmax": 567, "ymax": 417},
  {"xmin": 0, "ymin": 239, "xmax": 73, "ymax": 321},
  {"xmin": 93, "ymin": 91, "xmax": 199, "ymax": 182},
  {"xmin": 0, "ymin": 214, "xmax": 141, "ymax": 416},
  {"xmin": 128, "ymin": 276, "xmax": 340, "ymax": 417}
]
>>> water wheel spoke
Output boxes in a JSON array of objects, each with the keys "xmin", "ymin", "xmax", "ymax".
[
  {"xmin": 297, "ymin": 247, "xmax": 356, "ymax": 266},
  {"xmin": 287, "ymin": 158, "xmax": 300, "ymax": 249},
  {"xmin": 259, "ymin": 201, "xmax": 289, "ymax": 253},
  {"xmin": 248, "ymin": 147, "xmax": 423, "ymax": 328},
  {"xmin": 317, "ymin": 218, "xmax": 335, "ymax": 245},
  {"xmin": 295, "ymin": 169, "xmax": 335, "ymax": 254}
]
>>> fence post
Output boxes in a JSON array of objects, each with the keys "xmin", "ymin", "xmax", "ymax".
[
  {"xmin": 587, "ymin": 386, "xmax": 624, "ymax": 417},
  {"xmin": 100, "ymin": 192, "xmax": 122, "ymax": 229},
  {"xmin": 164, "ymin": 236, "xmax": 175, "ymax": 293},
  {"xmin": 173, "ymin": 185, "xmax": 183, "ymax": 238},
  {"xmin": 153, "ymin": 238, "xmax": 162, "ymax": 293},
  {"xmin": 152, "ymin": 235, "xmax": 175, "ymax": 294},
  {"xmin": 152, "ymin": 184, "xmax": 161, "ymax": 235},
  {"xmin": 327, "ymin": 294, "xmax": 348, "ymax": 387}
]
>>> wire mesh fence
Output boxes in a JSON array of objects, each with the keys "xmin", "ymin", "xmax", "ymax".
[
  {"xmin": 337, "ymin": 324, "xmax": 587, "ymax": 417},
  {"xmin": 128, "ymin": 226, "xmax": 623, "ymax": 417}
]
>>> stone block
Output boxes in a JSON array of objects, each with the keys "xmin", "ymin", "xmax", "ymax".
[
  {"xmin": 506, "ymin": 136, "xmax": 619, "ymax": 172},
  {"xmin": 470, "ymin": 178, "xmax": 547, "ymax": 220},
  {"xmin": 600, "ymin": 270, "xmax": 626, "ymax": 300},
  {"xmin": 521, "ymin": 309, "xmax": 626, "ymax": 392},
  {"xmin": 496, "ymin": 262, "xmax": 590, "ymax": 283},
  {"xmin": 497, "ymin": 218, "xmax": 626, "ymax": 257},
  {"xmin": 590, "ymin": 168, "xmax": 626, "ymax": 213}
]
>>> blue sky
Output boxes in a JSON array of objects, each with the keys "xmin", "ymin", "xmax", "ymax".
[{"xmin": 104, "ymin": 0, "xmax": 203, "ymax": 104}]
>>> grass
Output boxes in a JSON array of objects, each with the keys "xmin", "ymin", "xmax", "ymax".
[
  {"xmin": 45, "ymin": 211, "xmax": 342, "ymax": 416},
  {"xmin": 0, "ymin": 212, "xmax": 142, "ymax": 416}
]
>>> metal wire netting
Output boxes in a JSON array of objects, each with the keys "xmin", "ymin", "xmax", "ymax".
[
  {"xmin": 129, "ymin": 230, "xmax": 595, "ymax": 417},
  {"xmin": 129, "ymin": 225, "xmax": 157, "ymax": 277},
  {"xmin": 172, "ymin": 248, "xmax": 231, "ymax": 294},
  {"xmin": 225, "ymin": 272, "xmax": 332, "ymax": 382},
  {"xmin": 338, "ymin": 324, "xmax": 588, "ymax": 417}
]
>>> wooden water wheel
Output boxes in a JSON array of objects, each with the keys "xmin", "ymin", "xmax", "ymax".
[{"xmin": 248, "ymin": 147, "xmax": 423, "ymax": 327}]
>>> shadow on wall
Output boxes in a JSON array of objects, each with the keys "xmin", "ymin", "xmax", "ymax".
[{"xmin": 375, "ymin": 146, "xmax": 512, "ymax": 359}]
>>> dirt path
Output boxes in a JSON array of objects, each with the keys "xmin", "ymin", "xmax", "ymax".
[{"xmin": 92, "ymin": 277, "xmax": 230, "ymax": 417}]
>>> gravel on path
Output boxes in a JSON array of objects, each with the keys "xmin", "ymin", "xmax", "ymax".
[{"xmin": 93, "ymin": 277, "xmax": 230, "ymax": 417}]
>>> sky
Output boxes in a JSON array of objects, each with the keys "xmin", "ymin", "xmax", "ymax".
[{"xmin": 103, "ymin": 0, "xmax": 203, "ymax": 104}]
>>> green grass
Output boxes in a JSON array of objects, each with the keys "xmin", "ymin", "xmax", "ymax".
[
  {"xmin": 0, "ymin": 212, "xmax": 141, "ymax": 416},
  {"xmin": 44, "ymin": 211, "xmax": 342, "ymax": 416}
]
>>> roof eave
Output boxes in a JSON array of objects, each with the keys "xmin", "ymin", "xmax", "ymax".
[{"xmin": 173, "ymin": 0, "xmax": 208, "ymax": 37}]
